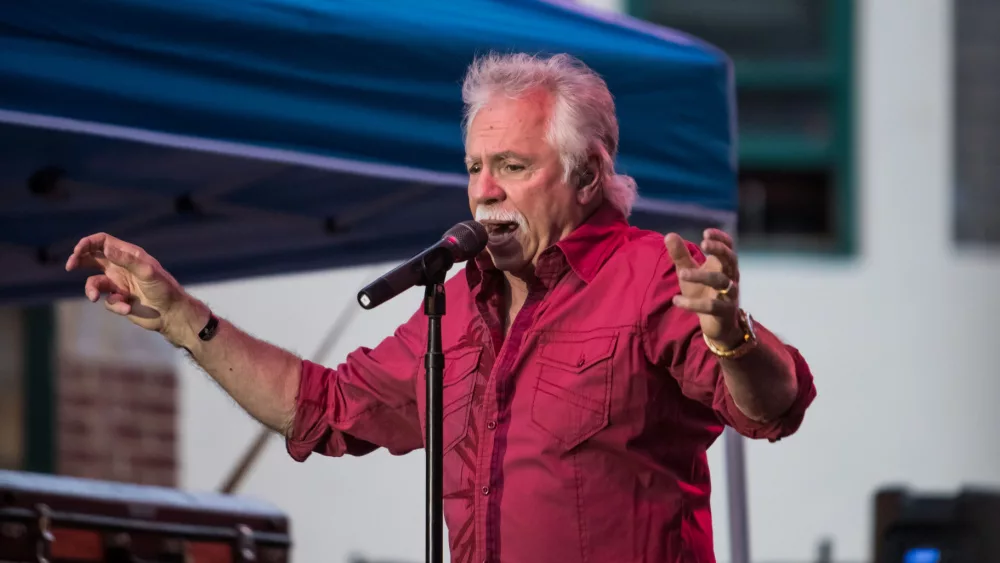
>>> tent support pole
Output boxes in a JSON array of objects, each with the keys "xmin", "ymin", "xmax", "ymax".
[
  {"xmin": 724, "ymin": 427, "xmax": 750, "ymax": 563},
  {"xmin": 218, "ymin": 269, "xmax": 369, "ymax": 494},
  {"xmin": 723, "ymin": 212, "xmax": 751, "ymax": 563}
]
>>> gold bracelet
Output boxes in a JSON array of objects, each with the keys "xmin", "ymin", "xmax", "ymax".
[
  {"xmin": 704, "ymin": 332, "xmax": 755, "ymax": 359},
  {"xmin": 703, "ymin": 309, "xmax": 758, "ymax": 360}
]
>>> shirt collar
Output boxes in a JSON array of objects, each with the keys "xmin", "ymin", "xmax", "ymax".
[
  {"xmin": 553, "ymin": 203, "xmax": 629, "ymax": 284},
  {"xmin": 468, "ymin": 203, "xmax": 629, "ymax": 289}
]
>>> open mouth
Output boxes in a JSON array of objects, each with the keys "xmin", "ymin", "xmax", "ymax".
[{"xmin": 480, "ymin": 221, "xmax": 520, "ymax": 244}]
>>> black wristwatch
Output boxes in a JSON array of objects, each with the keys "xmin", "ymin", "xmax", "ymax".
[{"xmin": 198, "ymin": 314, "xmax": 220, "ymax": 342}]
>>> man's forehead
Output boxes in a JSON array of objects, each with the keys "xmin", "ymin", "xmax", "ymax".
[
  {"xmin": 465, "ymin": 102, "xmax": 552, "ymax": 161},
  {"xmin": 469, "ymin": 91, "xmax": 551, "ymax": 131}
]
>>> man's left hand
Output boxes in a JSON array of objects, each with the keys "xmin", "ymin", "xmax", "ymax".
[{"xmin": 665, "ymin": 229, "xmax": 743, "ymax": 349}]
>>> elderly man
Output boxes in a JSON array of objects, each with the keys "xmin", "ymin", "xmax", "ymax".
[{"xmin": 66, "ymin": 53, "xmax": 815, "ymax": 563}]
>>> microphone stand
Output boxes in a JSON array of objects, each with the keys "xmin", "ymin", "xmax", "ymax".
[
  {"xmin": 357, "ymin": 225, "xmax": 485, "ymax": 563},
  {"xmin": 420, "ymin": 252, "xmax": 452, "ymax": 563}
]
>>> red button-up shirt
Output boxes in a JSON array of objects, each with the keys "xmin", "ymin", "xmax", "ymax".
[{"xmin": 288, "ymin": 204, "xmax": 816, "ymax": 563}]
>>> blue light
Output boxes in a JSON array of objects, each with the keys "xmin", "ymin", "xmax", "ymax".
[{"xmin": 903, "ymin": 547, "xmax": 941, "ymax": 563}]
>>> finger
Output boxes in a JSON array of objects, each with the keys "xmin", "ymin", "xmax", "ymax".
[
  {"xmin": 700, "ymin": 239, "xmax": 739, "ymax": 282},
  {"xmin": 84, "ymin": 274, "xmax": 130, "ymax": 303},
  {"xmin": 704, "ymin": 228, "xmax": 734, "ymax": 249},
  {"xmin": 678, "ymin": 269, "xmax": 735, "ymax": 293},
  {"xmin": 66, "ymin": 233, "xmax": 112, "ymax": 271},
  {"xmin": 68, "ymin": 253, "xmax": 107, "ymax": 273},
  {"xmin": 101, "ymin": 241, "xmax": 157, "ymax": 281},
  {"xmin": 672, "ymin": 295, "xmax": 737, "ymax": 317},
  {"xmin": 66, "ymin": 233, "xmax": 157, "ymax": 280},
  {"xmin": 665, "ymin": 233, "xmax": 699, "ymax": 270},
  {"xmin": 103, "ymin": 293, "xmax": 133, "ymax": 316}
]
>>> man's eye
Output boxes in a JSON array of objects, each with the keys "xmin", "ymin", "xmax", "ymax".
[
  {"xmin": 468, "ymin": 164, "xmax": 481, "ymax": 174},
  {"xmin": 504, "ymin": 164, "xmax": 525, "ymax": 173}
]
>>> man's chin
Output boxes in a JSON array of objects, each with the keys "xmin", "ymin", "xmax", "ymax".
[{"xmin": 486, "ymin": 249, "xmax": 530, "ymax": 274}]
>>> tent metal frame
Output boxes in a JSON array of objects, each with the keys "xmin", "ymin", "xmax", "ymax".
[{"xmin": 0, "ymin": 109, "xmax": 737, "ymax": 227}]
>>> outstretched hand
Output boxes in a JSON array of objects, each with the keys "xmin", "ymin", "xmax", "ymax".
[
  {"xmin": 665, "ymin": 229, "xmax": 743, "ymax": 348},
  {"xmin": 65, "ymin": 233, "xmax": 184, "ymax": 334}
]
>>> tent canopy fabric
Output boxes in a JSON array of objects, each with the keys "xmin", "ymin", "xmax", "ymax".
[{"xmin": 0, "ymin": 0, "xmax": 736, "ymax": 305}]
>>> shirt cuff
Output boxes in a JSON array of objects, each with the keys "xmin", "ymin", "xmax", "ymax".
[
  {"xmin": 285, "ymin": 359, "xmax": 377, "ymax": 461},
  {"xmin": 715, "ymin": 346, "xmax": 817, "ymax": 442}
]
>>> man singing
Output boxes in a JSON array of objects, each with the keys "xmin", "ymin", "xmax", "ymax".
[{"xmin": 66, "ymin": 53, "xmax": 816, "ymax": 563}]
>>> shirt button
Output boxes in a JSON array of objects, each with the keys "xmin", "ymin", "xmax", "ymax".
[
  {"xmin": 481, "ymin": 486, "xmax": 490, "ymax": 496},
  {"xmin": 487, "ymin": 420, "xmax": 497, "ymax": 430},
  {"xmin": 577, "ymin": 357, "xmax": 585, "ymax": 367}
]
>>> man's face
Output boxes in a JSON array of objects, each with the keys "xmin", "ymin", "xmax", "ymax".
[{"xmin": 465, "ymin": 90, "xmax": 583, "ymax": 275}]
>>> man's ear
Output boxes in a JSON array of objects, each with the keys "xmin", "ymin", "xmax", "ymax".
[{"xmin": 575, "ymin": 153, "xmax": 604, "ymax": 206}]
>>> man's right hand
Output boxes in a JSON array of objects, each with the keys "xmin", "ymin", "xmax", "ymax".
[
  {"xmin": 65, "ymin": 233, "xmax": 206, "ymax": 348},
  {"xmin": 66, "ymin": 232, "xmax": 302, "ymax": 433}
]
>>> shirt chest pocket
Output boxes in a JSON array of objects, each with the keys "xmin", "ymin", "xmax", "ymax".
[
  {"xmin": 531, "ymin": 333, "xmax": 617, "ymax": 451},
  {"xmin": 441, "ymin": 346, "xmax": 481, "ymax": 453}
]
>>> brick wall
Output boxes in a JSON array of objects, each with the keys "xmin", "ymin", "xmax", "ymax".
[
  {"xmin": 0, "ymin": 307, "xmax": 23, "ymax": 469},
  {"xmin": 57, "ymin": 359, "xmax": 177, "ymax": 486},
  {"xmin": 55, "ymin": 301, "xmax": 179, "ymax": 487}
]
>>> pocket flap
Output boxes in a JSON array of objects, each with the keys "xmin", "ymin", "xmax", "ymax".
[
  {"xmin": 537, "ymin": 334, "xmax": 617, "ymax": 372},
  {"xmin": 443, "ymin": 346, "xmax": 482, "ymax": 386}
]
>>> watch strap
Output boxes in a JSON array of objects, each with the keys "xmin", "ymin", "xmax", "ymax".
[{"xmin": 198, "ymin": 314, "xmax": 220, "ymax": 342}]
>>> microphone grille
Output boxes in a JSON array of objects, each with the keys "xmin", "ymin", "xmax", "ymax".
[{"xmin": 444, "ymin": 220, "xmax": 488, "ymax": 260}]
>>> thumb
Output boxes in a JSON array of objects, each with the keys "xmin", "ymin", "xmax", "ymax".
[{"xmin": 665, "ymin": 233, "xmax": 698, "ymax": 270}]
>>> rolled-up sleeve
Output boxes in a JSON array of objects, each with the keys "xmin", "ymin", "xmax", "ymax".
[
  {"xmin": 641, "ymin": 243, "xmax": 817, "ymax": 442},
  {"xmin": 690, "ymin": 335, "xmax": 816, "ymax": 441},
  {"xmin": 286, "ymin": 308, "xmax": 425, "ymax": 462}
]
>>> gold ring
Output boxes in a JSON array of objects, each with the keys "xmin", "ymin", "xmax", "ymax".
[{"xmin": 718, "ymin": 279, "xmax": 734, "ymax": 297}]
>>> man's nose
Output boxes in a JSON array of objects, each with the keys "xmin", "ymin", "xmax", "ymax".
[{"xmin": 470, "ymin": 169, "xmax": 506, "ymax": 207}]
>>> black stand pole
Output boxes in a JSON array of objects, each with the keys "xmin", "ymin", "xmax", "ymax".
[{"xmin": 422, "ymin": 265, "xmax": 448, "ymax": 563}]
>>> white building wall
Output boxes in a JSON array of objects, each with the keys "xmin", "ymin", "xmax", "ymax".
[
  {"xmin": 732, "ymin": 0, "xmax": 1000, "ymax": 559},
  {"xmin": 179, "ymin": 265, "xmax": 435, "ymax": 563},
  {"xmin": 176, "ymin": 0, "xmax": 1000, "ymax": 561}
]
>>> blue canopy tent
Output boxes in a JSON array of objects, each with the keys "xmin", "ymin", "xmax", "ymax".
[
  {"xmin": 0, "ymin": 0, "xmax": 747, "ymax": 560},
  {"xmin": 0, "ymin": 0, "xmax": 736, "ymax": 305}
]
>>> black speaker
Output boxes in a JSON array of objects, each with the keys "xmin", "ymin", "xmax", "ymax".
[{"xmin": 873, "ymin": 487, "xmax": 1000, "ymax": 563}]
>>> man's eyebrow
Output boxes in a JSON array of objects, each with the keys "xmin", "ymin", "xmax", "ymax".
[
  {"xmin": 465, "ymin": 151, "xmax": 530, "ymax": 165},
  {"xmin": 492, "ymin": 151, "xmax": 530, "ymax": 161}
]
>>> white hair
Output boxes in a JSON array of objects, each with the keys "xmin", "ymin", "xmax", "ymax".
[{"xmin": 461, "ymin": 52, "xmax": 638, "ymax": 217}]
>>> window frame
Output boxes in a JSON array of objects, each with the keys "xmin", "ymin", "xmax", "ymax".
[
  {"xmin": 24, "ymin": 304, "xmax": 56, "ymax": 474},
  {"xmin": 626, "ymin": 0, "xmax": 856, "ymax": 255}
]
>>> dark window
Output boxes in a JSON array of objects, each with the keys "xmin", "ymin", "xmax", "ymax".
[
  {"xmin": 644, "ymin": 0, "xmax": 829, "ymax": 62},
  {"xmin": 628, "ymin": 0, "xmax": 855, "ymax": 253},
  {"xmin": 738, "ymin": 169, "xmax": 840, "ymax": 252},
  {"xmin": 737, "ymin": 89, "xmax": 832, "ymax": 141},
  {"xmin": 954, "ymin": 0, "xmax": 1000, "ymax": 245}
]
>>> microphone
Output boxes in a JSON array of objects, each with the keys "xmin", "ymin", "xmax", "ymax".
[{"xmin": 357, "ymin": 220, "xmax": 488, "ymax": 309}]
